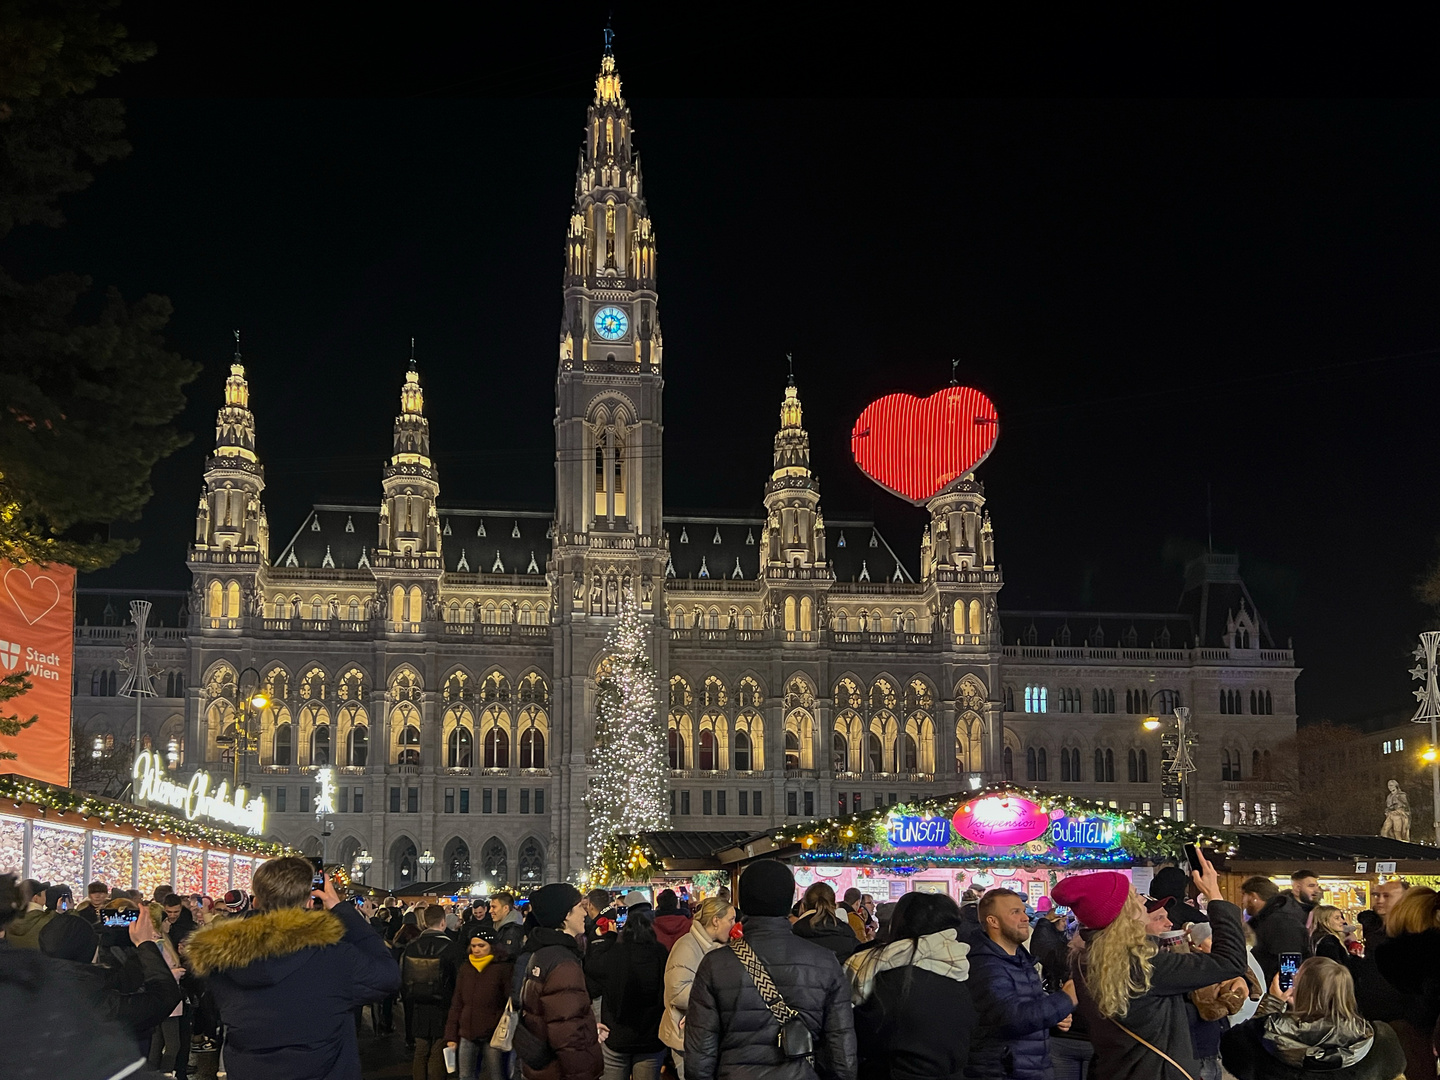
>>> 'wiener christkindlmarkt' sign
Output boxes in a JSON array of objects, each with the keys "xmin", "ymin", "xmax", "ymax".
[{"xmin": 132, "ymin": 752, "xmax": 267, "ymax": 835}]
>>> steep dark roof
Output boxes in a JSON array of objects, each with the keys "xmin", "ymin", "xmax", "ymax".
[
  {"xmin": 1000, "ymin": 610, "xmax": 1196, "ymax": 649},
  {"xmin": 1178, "ymin": 552, "xmax": 1279, "ymax": 648},
  {"xmin": 75, "ymin": 588, "xmax": 189, "ymax": 629},
  {"xmin": 661, "ymin": 515, "xmax": 915, "ymax": 584},
  {"xmin": 274, "ymin": 504, "xmax": 553, "ymax": 577},
  {"xmin": 1231, "ymin": 833, "xmax": 1440, "ymax": 864}
]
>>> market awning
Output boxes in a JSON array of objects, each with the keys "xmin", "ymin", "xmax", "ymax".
[{"xmin": 1226, "ymin": 833, "xmax": 1440, "ymax": 874}]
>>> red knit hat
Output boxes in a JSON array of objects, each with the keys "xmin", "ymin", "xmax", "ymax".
[{"xmin": 1053, "ymin": 872, "xmax": 1131, "ymax": 929}]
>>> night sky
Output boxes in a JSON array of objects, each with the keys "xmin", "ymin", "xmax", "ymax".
[{"xmin": 12, "ymin": 9, "xmax": 1439, "ymax": 727}]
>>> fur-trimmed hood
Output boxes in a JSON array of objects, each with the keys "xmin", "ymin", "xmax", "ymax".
[
  {"xmin": 184, "ymin": 907, "xmax": 345, "ymax": 983},
  {"xmin": 845, "ymin": 927, "xmax": 970, "ymax": 1004}
]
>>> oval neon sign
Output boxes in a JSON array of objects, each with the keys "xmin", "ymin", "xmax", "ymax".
[{"xmin": 952, "ymin": 795, "xmax": 1050, "ymax": 847}]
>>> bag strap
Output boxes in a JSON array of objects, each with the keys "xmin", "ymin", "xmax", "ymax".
[
  {"xmin": 729, "ymin": 939, "xmax": 798, "ymax": 1025},
  {"xmin": 1111, "ymin": 1019, "xmax": 1197, "ymax": 1080}
]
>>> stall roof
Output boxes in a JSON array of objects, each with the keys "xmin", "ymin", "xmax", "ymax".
[
  {"xmin": 645, "ymin": 830, "xmax": 759, "ymax": 868},
  {"xmin": 1229, "ymin": 834, "xmax": 1440, "ymax": 865}
]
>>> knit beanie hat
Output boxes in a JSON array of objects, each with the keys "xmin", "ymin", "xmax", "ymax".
[
  {"xmin": 1150, "ymin": 866, "xmax": 1191, "ymax": 902},
  {"xmin": 738, "ymin": 860, "xmax": 795, "ymax": 917},
  {"xmin": 1053, "ymin": 872, "xmax": 1131, "ymax": 929},
  {"xmin": 221, "ymin": 889, "xmax": 250, "ymax": 914},
  {"xmin": 39, "ymin": 912, "xmax": 99, "ymax": 962},
  {"xmin": 530, "ymin": 883, "xmax": 582, "ymax": 929}
]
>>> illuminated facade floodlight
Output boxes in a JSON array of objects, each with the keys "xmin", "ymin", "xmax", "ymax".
[
  {"xmin": 1424, "ymin": 747, "xmax": 1438, "ymax": 764},
  {"xmin": 1143, "ymin": 717, "xmax": 1162, "ymax": 731}
]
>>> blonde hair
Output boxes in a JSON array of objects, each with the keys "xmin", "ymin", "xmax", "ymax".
[
  {"xmin": 1312, "ymin": 904, "xmax": 1346, "ymax": 942},
  {"xmin": 1385, "ymin": 885, "xmax": 1439, "ymax": 937},
  {"xmin": 695, "ymin": 896, "xmax": 733, "ymax": 930},
  {"xmin": 1080, "ymin": 891, "xmax": 1155, "ymax": 1019},
  {"xmin": 1291, "ymin": 957, "xmax": 1361, "ymax": 1025}
]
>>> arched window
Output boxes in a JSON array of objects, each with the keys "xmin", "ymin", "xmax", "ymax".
[
  {"xmin": 1138, "ymin": 749, "xmax": 1149, "ymax": 783},
  {"xmin": 1002, "ymin": 746, "xmax": 1014, "ymax": 781},
  {"xmin": 518, "ymin": 838, "xmax": 544, "ymax": 883},
  {"xmin": 483, "ymin": 728, "xmax": 510, "ymax": 769},
  {"xmin": 1249, "ymin": 689, "xmax": 1257, "ymax": 715},
  {"xmin": 1265, "ymin": 690, "xmax": 1273, "ymax": 714},
  {"xmin": 1221, "ymin": 749, "xmax": 1232, "ymax": 781},
  {"xmin": 311, "ymin": 725, "xmax": 330, "ymax": 766},
  {"xmin": 448, "ymin": 726, "xmax": 473, "ymax": 768},
  {"xmin": 866, "ymin": 732, "xmax": 882, "ymax": 773},
  {"xmin": 831, "ymin": 731, "xmax": 848, "ymax": 774},
  {"xmin": 1094, "ymin": 749, "xmax": 1105, "ymax": 782},
  {"xmin": 1104, "ymin": 748, "xmax": 1115, "ymax": 782},
  {"xmin": 698, "ymin": 730, "xmax": 717, "ymax": 772},
  {"xmin": 274, "ymin": 724, "xmax": 293, "ymax": 766},
  {"xmin": 1026, "ymin": 747, "xmax": 1037, "ymax": 781},
  {"xmin": 1003, "ymin": 686, "xmax": 1015, "ymax": 711},
  {"xmin": 1263, "ymin": 749, "xmax": 1272, "ymax": 779},
  {"xmin": 397, "ymin": 725, "xmax": 420, "ymax": 766},
  {"xmin": 1037, "ymin": 748, "xmax": 1048, "ymax": 781},
  {"xmin": 734, "ymin": 730, "xmax": 752, "ymax": 772},
  {"xmin": 1252, "ymin": 749, "xmax": 1261, "ymax": 777},
  {"xmin": 347, "ymin": 725, "xmax": 368, "ymax": 767},
  {"xmin": 900, "ymin": 733, "xmax": 918, "ymax": 772},
  {"xmin": 446, "ymin": 840, "xmax": 471, "ymax": 881},
  {"xmin": 668, "ymin": 727, "xmax": 685, "ymax": 770},
  {"xmin": 520, "ymin": 728, "xmax": 545, "ymax": 769},
  {"xmin": 1128, "ymin": 748, "xmax": 1138, "ymax": 783},
  {"xmin": 1061, "ymin": 749, "xmax": 1073, "ymax": 782},
  {"xmin": 481, "ymin": 838, "xmax": 508, "ymax": 886}
]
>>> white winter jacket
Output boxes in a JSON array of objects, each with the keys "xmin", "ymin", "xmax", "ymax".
[{"xmin": 660, "ymin": 918, "xmax": 724, "ymax": 1051}]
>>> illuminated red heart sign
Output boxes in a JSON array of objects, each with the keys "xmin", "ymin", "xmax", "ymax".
[
  {"xmin": 952, "ymin": 795, "xmax": 1050, "ymax": 847},
  {"xmin": 850, "ymin": 387, "xmax": 999, "ymax": 505}
]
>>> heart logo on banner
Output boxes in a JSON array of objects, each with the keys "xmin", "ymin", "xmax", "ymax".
[
  {"xmin": 5, "ymin": 566, "xmax": 61, "ymax": 626},
  {"xmin": 850, "ymin": 386, "xmax": 1000, "ymax": 504}
]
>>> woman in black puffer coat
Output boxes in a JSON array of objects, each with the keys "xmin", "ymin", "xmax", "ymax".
[
  {"xmin": 791, "ymin": 882, "xmax": 859, "ymax": 961},
  {"xmin": 584, "ymin": 906, "xmax": 671, "ymax": 1080},
  {"xmin": 844, "ymin": 892, "xmax": 974, "ymax": 1080}
]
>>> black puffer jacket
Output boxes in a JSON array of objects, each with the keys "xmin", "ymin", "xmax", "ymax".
[
  {"xmin": 1249, "ymin": 893, "xmax": 1313, "ymax": 985},
  {"xmin": 685, "ymin": 915, "xmax": 857, "ymax": 1080},
  {"xmin": 1221, "ymin": 1013, "xmax": 1406, "ymax": 1080},
  {"xmin": 585, "ymin": 936, "xmax": 669, "ymax": 1053},
  {"xmin": 401, "ymin": 930, "xmax": 457, "ymax": 1039},
  {"xmin": 1374, "ymin": 927, "xmax": 1440, "ymax": 1036},
  {"xmin": 792, "ymin": 914, "xmax": 859, "ymax": 961}
]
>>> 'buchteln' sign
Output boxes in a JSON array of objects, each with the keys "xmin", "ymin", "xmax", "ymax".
[
  {"xmin": 952, "ymin": 795, "xmax": 1050, "ymax": 847},
  {"xmin": 1049, "ymin": 816, "xmax": 1117, "ymax": 849},
  {"xmin": 0, "ymin": 560, "xmax": 76, "ymax": 787},
  {"xmin": 132, "ymin": 752, "xmax": 267, "ymax": 835},
  {"xmin": 886, "ymin": 815, "xmax": 952, "ymax": 847}
]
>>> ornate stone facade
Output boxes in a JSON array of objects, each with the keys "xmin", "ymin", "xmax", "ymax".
[{"xmin": 71, "ymin": 48, "xmax": 1298, "ymax": 889}]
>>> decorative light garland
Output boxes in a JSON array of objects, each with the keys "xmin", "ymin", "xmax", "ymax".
[
  {"xmin": 585, "ymin": 591, "xmax": 669, "ymax": 884},
  {"xmin": 774, "ymin": 783, "xmax": 1236, "ymax": 871},
  {"xmin": 0, "ymin": 774, "xmax": 289, "ymax": 857}
]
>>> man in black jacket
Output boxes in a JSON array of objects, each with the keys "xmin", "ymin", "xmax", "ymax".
[
  {"xmin": 1149, "ymin": 865, "xmax": 1208, "ymax": 928},
  {"xmin": 402, "ymin": 903, "xmax": 458, "ymax": 1080},
  {"xmin": 685, "ymin": 860, "xmax": 856, "ymax": 1080},
  {"xmin": 1245, "ymin": 869, "xmax": 1317, "ymax": 983}
]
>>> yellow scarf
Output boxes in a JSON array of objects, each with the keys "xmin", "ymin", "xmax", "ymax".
[{"xmin": 468, "ymin": 954, "xmax": 494, "ymax": 974}]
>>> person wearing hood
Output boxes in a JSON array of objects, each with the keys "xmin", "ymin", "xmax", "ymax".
[
  {"xmin": 964, "ymin": 888, "xmax": 1074, "ymax": 1080},
  {"xmin": 585, "ymin": 902, "xmax": 670, "ymax": 1080},
  {"xmin": 182, "ymin": 856, "xmax": 400, "ymax": 1080},
  {"xmin": 1058, "ymin": 850, "xmax": 1247, "ymax": 1080},
  {"xmin": 685, "ymin": 859, "xmax": 856, "ymax": 1080},
  {"xmin": 490, "ymin": 890, "xmax": 526, "ymax": 962},
  {"xmin": 845, "ymin": 891, "xmax": 974, "ymax": 1080},
  {"xmin": 654, "ymin": 889, "xmax": 695, "ymax": 951},
  {"xmin": 1150, "ymin": 866, "xmax": 1208, "ymax": 929},
  {"xmin": 662, "ymin": 897, "xmax": 736, "ymax": 1080},
  {"xmin": 791, "ymin": 882, "xmax": 860, "ymax": 961},
  {"xmin": 1372, "ymin": 885, "xmax": 1440, "ymax": 1080},
  {"xmin": 1247, "ymin": 870, "xmax": 1319, "ymax": 985},
  {"xmin": 5, "ymin": 878, "xmax": 57, "ymax": 949},
  {"xmin": 1221, "ymin": 957, "xmax": 1405, "ymax": 1080},
  {"xmin": 514, "ymin": 882, "xmax": 604, "ymax": 1080}
]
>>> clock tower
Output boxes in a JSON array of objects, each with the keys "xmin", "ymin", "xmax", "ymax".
[{"xmin": 550, "ymin": 37, "xmax": 669, "ymax": 874}]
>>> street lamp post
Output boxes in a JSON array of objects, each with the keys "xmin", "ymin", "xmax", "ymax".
[
  {"xmin": 1144, "ymin": 703, "xmax": 1196, "ymax": 821},
  {"xmin": 355, "ymin": 850, "xmax": 372, "ymax": 885},
  {"xmin": 216, "ymin": 667, "xmax": 268, "ymax": 789},
  {"xmin": 118, "ymin": 601, "xmax": 155, "ymax": 776},
  {"xmin": 1410, "ymin": 631, "xmax": 1440, "ymax": 845},
  {"xmin": 418, "ymin": 849, "xmax": 436, "ymax": 882}
]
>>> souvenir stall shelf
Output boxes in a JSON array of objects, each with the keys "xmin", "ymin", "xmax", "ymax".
[
  {"xmin": 0, "ymin": 774, "xmax": 284, "ymax": 896},
  {"xmin": 773, "ymin": 784, "xmax": 1236, "ymax": 906}
]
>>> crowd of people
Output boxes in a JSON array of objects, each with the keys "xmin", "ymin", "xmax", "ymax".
[{"xmin": 4, "ymin": 855, "xmax": 1439, "ymax": 1080}]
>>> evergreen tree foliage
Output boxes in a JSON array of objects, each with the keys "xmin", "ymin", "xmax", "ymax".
[
  {"xmin": 0, "ymin": 671, "xmax": 37, "ymax": 761},
  {"xmin": 0, "ymin": 0, "xmax": 198, "ymax": 570},
  {"xmin": 585, "ymin": 590, "xmax": 668, "ymax": 876}
]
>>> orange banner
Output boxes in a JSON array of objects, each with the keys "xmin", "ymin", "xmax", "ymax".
[{"xmin": 0, "ymin": 560, "xmax": 76, "ymax": 786}]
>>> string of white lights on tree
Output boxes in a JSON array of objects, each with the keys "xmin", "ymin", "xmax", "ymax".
[{"xmin": 585, "ymin": 589, "xmax": 668, "ymax": 881}]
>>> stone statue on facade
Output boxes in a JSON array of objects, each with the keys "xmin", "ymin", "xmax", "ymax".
[{"xmin": 1381, "ymin": 780, "xmax": 1411, "ymax": 841}]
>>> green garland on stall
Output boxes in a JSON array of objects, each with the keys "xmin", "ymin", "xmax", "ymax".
[
  {"xmin": 590, "ymin": 834, "xmax": 662, "ymax": 887},
  {"xmin": 775, "ymin": 783, "xmax": 1236, "ymax": 870},
  {"xmin": 0, "ymin": 774, "xmax": 289, "ymax": 857}
]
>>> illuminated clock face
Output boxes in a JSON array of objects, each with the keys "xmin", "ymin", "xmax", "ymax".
[{"xmin": 593, "ymin": 306, "xmax": 629, "ymax": 340}]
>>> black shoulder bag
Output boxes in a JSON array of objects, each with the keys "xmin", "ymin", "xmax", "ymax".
[{"xmin": 729, "ymin": 938, "xmax": 814, "ymax": 1059}]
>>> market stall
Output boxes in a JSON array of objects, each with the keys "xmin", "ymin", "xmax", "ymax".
[
  {"xmin": 0, "ymin": 773, "xmax": 286, "ymax": 897},
  {"xmin": 1216, "ymin": 832, "xmax": 1440, "ymax": 916},
  {"xmin": 763, "ymin": 784, "xmax": 1235, "ymax": 906}
]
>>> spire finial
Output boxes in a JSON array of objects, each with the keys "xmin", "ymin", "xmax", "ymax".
[
  {"xmin": 603, "ymin": 14, "xmax": 615, "ymax": 54},
  {"xmin": 409, "ymin": 336, "xmax": 416, "ymax": 369},
  {"xmin": 950, "ymin": 358, "xmax": 959, "ymax": 386},
  {"xmin": 233, "ymin": 329, "xmax": 242, "ymax": 360},
  {"xmin": 787, "ymin": 352, "xmax": 794, "ymax": 387}
]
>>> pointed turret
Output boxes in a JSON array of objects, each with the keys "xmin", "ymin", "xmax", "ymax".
[
  {"xmin": 762, "ymin": 375, "xmax": 827, "ymax": 572},
  {"xmin": 377, "ymin": 351, "xmax": 440, "ymax": 560},
  {"xmin": 191, "ymin": 334, "xmax": 268, "ymax": 559}
]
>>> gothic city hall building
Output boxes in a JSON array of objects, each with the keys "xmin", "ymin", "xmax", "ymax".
[{"xmin": 75, "ymin": 50, "xmax": 1299, "ymax": 890}]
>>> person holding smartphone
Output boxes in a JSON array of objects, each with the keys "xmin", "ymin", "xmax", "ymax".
[{"xmin": 1057, "ymin": 848, "xmax": 1247, "ymax": 1080}]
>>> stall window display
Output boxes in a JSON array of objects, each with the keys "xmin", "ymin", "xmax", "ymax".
[
  {"xmin": 0, "ymin": 815, "xmax": 24, "ymax": 875},
  {"xmin": 139, "ymin": 839, "xmax": 174, "ymax": 896},
  {"xmin": 1268, "ymin": 876, "xmax": 1369, "ymax": 917},
  {"xmin": 205, "ymin": 852, "xmax": 230, "ymax": 896},
  {"xmin": 30, "ymin": 822, "xmax": 85, "ymax": 886},
  {"xmin": 176, "ymin": 846, "xmax": 204, "ymax": 896},
  {"xmin": 91, "ymin": 832, "xmax": 136, "ymax": 890},
  {"xmin": 232, "ymin": 857, "xmax": 254, "ymax": 893}
]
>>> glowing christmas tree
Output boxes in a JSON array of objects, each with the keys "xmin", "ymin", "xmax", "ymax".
[{"xmin": 586, "ymin": 588, "xmax": 669, "ymax": 878}]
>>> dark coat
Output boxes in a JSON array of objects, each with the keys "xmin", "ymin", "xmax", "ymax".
[
  {"xmin": 1248, "ymin": 893, "xmax": 1313, "ymax": 985},
  {"xmin": 184, "ymin": 901, "xmax": 401, "ymax": 1080},
  {"xmin": 1074, "ymin": 898, "xmax": 1247, "ymax": 1080},
  {"xmin": 493, "ymin": 910, "xmax": 526, "ymax": 963},
  {"xmin": 1027, "ymin": 918, "xmax": 1068, "ymax": 992},
  {"xmin": 792, "ymin": 914, "xmax": 860, "ymax": 961},
  {"xmin": 1312, "ymin": 932, "xmax": 1349, "ymax": 965},
  {"xmin": 685, "ymin": 914, "xmax": 857, "ymax": 1080},
  {"xmin": 585, "ymin": 935, "xmax": 669, "ymax": 1053},
  {"xmin": 1349, "ymin": 924, "xmax": 1407, "ymax": 1023},
  {"xmin": 1374, "ymin": 926, "xmax": 1440, "ymax": 1033},
  {"xmin": 1220, "ymin": 1015, "xmax": 1406, "ymax": 1080},
  {"xmin": 166, "ymin": 906, "xmax": 198, "ymax": 951},
  {"xmin": 517, "ymin": 927, "xmax": 603, "ymax": 1080},
  {"xmin": 849, "ymin": 929, "xmax": 975, "ymax": 1080},
  {"xmin": 401, "ymin": 929, "xmax": 458, "ymax": 1039},
  {"xmin": 51, "ymin": 938, "xmax": 184, "ymax": 1039},
  {"xmin": 964, "ymin": 933, "xmax": 1073, "ymax": 1080},
  {"xmin": 445, "ymin": 956, "xmax": 514, "ymax": 1044}
]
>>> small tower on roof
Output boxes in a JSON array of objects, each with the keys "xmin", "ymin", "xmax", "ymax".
[{"xmin": 377, "ymin": 343, "xmax": 441, "ymax": 562}]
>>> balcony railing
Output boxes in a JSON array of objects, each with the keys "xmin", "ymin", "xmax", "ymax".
[{"xmin": 1002, "ymin": 644, "xmax": 1294, "ymax": 666}]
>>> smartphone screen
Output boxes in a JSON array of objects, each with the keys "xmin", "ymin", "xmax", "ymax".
[
  {"xmin": 1278, "ymin": 952, "xmax": 1301, "ymax": 993},
  {"xmin": 103, "ymin": 908, "xmax": 140, "ymax": 927},
  {"xmin": 1183, "ymin": 843, "xmax": 1204, "ymax": 875},
  {"xmin": 308, "ymin": 856, "xmax": 326, "ymax": 890}
]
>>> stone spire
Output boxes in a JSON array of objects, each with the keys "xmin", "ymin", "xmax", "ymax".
[
  {"xmin": 377, "ymin": 350, "xmax": 440, "ymax": 560},
  {"xmin": 192, "ymin": 332, "xmax": 268, "ymax": 559},
  {"xmin": 763, "ymin": 376, "xmax": 827, "ymax": 572}
]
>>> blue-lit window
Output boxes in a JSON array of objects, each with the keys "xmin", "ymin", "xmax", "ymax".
[{"xmin": 1024, "ymin": 685, "xmax": 1048, "ymax": 713}]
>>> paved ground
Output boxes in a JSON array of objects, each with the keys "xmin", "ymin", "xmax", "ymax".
[{"xmin": 358, "ymin": 1023, "xmax": 419, "ymax": 1080}]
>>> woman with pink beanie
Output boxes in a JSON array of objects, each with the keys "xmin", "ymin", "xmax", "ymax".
[{"xmin": 1053, "ymin": 851, "xmax": 1246, "ymax": 1080}]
